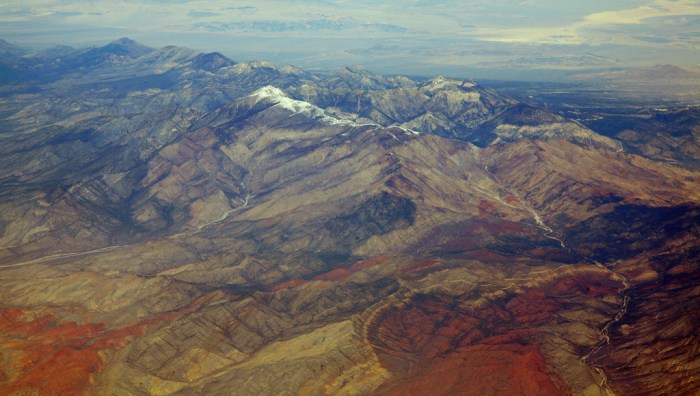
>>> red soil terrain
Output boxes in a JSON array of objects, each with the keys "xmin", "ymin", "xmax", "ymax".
[
  {"xmin": 0, "ymin": 297, "xmax": 207, "ymax": 395},
  {"xmin": 313, "ymin": 256, "xmax": 390, "ymax": 282},
  {"xmin": 368, "ymin": 271, "xmax": 622, "ymax": 395},
  {"xmin": 0, "ymin": 309, "xmax": 125, "ymax": 395},
  {"xmin": 270, "ymin": 256, "xmax": 391, "ymax": 290}
]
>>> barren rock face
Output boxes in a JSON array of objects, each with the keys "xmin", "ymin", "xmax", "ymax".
[{"xmin": 1, "ymin": 39, "xmax": 699, "ymax": 395}]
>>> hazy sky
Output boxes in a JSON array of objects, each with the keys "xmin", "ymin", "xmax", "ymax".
[{"xmin": 1, "ymin": 0, "xmax": 699, "ymax": 78}]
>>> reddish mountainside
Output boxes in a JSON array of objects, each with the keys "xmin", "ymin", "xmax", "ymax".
[{"xmin": 1, "ymin": 39, "xmax": 699, "ymax": 395}]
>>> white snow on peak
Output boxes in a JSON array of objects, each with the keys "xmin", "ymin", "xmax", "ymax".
[
  {"xmin": 423, "ymin": 76, "xmax": 456, "ymax": 91},
  {"xmin": 252, "ymin": 86, "xmax": 319, "ymax": 115},
  {"xmin": 251, "ymin": 85, "xmax": 287, "ymax": 101},
  {"xmin": 250, "ymin": 85, "xmax": 355, "ymax": 125}
]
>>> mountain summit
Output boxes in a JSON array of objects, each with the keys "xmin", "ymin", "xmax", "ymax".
[{"xmin": 101, "ymin": 37, "xmax": 154, "ymax": 58}]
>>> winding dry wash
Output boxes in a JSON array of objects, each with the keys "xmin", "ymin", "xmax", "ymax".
[{"xmin": 0, "ymin": 37, "xmax": 699, "ymax": 396}]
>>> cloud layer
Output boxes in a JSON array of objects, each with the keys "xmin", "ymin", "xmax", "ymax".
[{"xmin": 1, "ymin": 0, "xmax": 699, "ymax": 77}]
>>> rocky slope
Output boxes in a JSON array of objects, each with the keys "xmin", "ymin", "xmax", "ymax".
[{"xmin": 0, "ymin": 39, "xmax": 699, "ymax": 396}]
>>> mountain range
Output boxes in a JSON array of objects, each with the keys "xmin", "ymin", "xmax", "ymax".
[{"xmin": 0, "ymin": 38, "xmax": 699, "ymax": 396}]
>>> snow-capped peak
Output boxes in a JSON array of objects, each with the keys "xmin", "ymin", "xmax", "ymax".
[
  {"xmin": 250, "ymin": 85, "xmax": 352, "ymax": 125},
  {"xmin": 251, "ymin": 85, "xmax": 325, "ymax": 117},
  {"xmin": 251, "ymin": 85, "xmax": 288, "ymax": 101}
]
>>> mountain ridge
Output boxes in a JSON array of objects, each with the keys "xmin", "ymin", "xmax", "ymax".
[{"xmin": 0, "ymin": 38, "xmax": 699, "ymax": 396}]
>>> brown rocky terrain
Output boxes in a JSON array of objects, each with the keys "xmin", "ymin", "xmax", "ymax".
[{"xmin": 0, "ymin": 39, "xmax": 699, "ymax": 395}]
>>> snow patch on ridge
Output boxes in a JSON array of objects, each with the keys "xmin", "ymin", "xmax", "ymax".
[
  {"xmin": 251, "ymin": 85, "xmax": 355, "ymax": 125},
  {"xmin": 248, "ymin": 86, "xmax": 393, "ymax": 131},
  {"xmin": 395, "ymin": 126, "xmax": 421, "ymax": 136}
]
